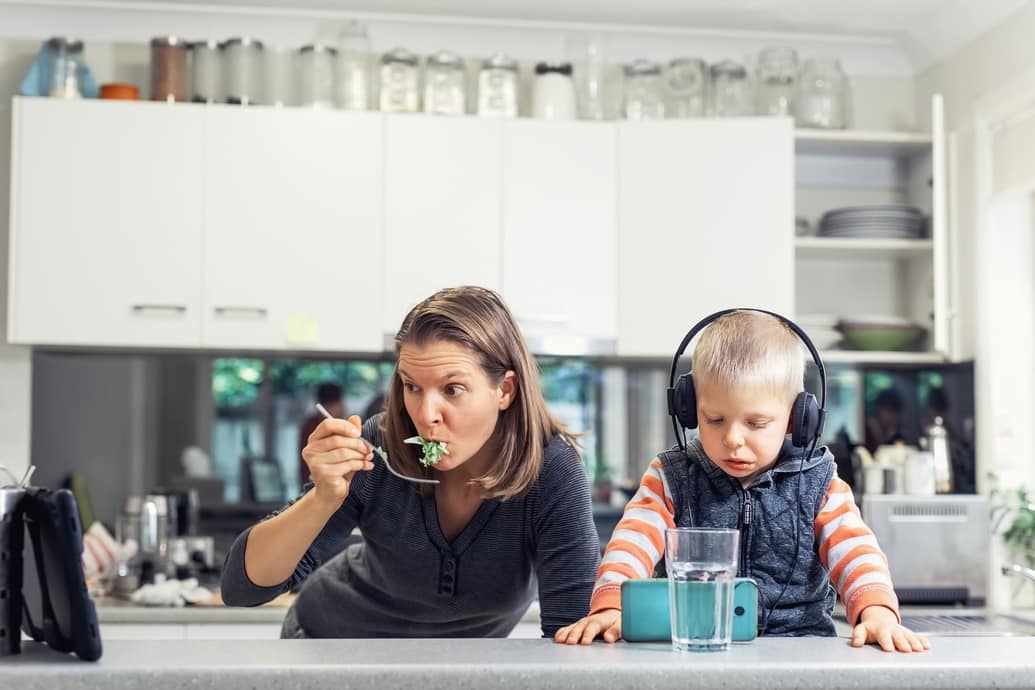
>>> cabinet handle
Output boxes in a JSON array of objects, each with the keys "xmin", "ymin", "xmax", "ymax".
[
  {"xmin": 130, "ymin": 304, "xmax": 188, "ymax": 315},
  {"xmin": 213, "ymin": 306, "xmax": 268, "ymax": 319}
]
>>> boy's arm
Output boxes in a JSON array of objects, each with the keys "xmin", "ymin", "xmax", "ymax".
[
  {"xmin": 589, "ymin": 457, "xmax": 677, "ymax": 613},
  {"xmin": 814, "ymin": 476, "xmax": 901, "ymax": 625}
]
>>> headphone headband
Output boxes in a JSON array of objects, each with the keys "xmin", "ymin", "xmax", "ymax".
[{"xmin": 666, "ymin": 308, "xmax": 827, "ymax": 452}]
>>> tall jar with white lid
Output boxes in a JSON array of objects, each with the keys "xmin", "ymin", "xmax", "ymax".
[
  {"xmin": 477, "ymin": 53, "xmax": 518, "ymax": 118},
  {"xmin": 221, "ymin": 37, "xmax": 263, "ymax": 105},
  {"xmin": 424, "ymin": 50, "xmax": 466, "ymax": 116},
  {"xmin": 532, "ymin": 62, "xmax": 576, "ymax": 120},
  {"xmin": 379, "ymin": 47, "xmax": 420, "ymax": 112}
]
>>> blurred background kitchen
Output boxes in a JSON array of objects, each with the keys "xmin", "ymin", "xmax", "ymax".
[{"xmin": 1, "ymin": 0, "xmax": 1034, "ymax": 635}]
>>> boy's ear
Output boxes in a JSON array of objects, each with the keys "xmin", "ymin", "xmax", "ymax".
[{"xmin": 499, "ymin": 371, "xmax": 517, "ymax": 410}]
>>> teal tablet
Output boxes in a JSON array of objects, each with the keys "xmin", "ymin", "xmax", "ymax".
[{"xmin": 620, "ymin": 577, "xmax": 758, "ymax": 643}]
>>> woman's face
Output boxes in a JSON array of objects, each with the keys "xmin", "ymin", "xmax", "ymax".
[{"xmin": 397, "ymin": 339, "xmax": 515, "ymax": 476}]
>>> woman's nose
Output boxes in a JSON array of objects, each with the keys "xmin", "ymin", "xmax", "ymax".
[{"xmin": 412, "ymin": 393, "xmax": 443, "ymax": 430}]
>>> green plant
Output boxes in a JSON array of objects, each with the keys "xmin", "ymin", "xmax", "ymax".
[{"xmin": 988, "ymin": 473, "xmax": 1035, "ymax": 567}]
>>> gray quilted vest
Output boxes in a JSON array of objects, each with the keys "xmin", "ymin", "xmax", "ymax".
[{"xmin": 658, "ymin": 437, "xmax": 837, "ymax": 636}]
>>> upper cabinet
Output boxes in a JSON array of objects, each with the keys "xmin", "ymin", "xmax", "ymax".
[
  {"xmin": 203, "ymin": 107, "xmax": 384, "ymax": 351},
  {"xmin": 616, "ymin": 118, "xmax": 795, "ymax": 358},
  {"xmin": 8, "ymin": 98, "xmax": 204, "ymax": 347},
  {"xmin": 501, "ymin": 120, "xmax": 617, "ymax": 353},
  {"xmin": 382, "ymin": 115, "xmax": 502, "ymax": 338}
]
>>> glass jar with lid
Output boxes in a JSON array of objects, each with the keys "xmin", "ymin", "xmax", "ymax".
[
  {"xmin": 221, "ymin": 37, "xmax": 263, "ymax": 105},
  {"xmin": 379, "ymin": 47, "xmax": 420, "ymax": 112},
  {"xmin": 709, "ymin": 59, "xmax": 753, "ymax": 117},
  {"xmin": 189, "ymin": 39, "xmax": 221, "ymax": 103},
  {"xmin": 795, "ymin": 57, "xmax": 849, "ymax": 129},
  {"xmin": 623, "ymin": 60, "xmax": 665, "ymax": 120},
  {"xmin": 664, "ymin": 57, "xmax": 706, "ymax": 118},
  {"xmin": 298, "ymin": 44, "xmax": 336, "ymax": 108},
  {"xmin": 477, "ymin": 53, "xmax": 518, "ymax": 118},
  {"xmin": 756, "ymin": 46, "xmax": 798, "ymax": 116},
  {"xmin": 149, "ymin": 36, "xmax": 188, "ymax": 102},
  {"xmin": 424, "ymin": 50, "xmax": 466, "ymax": 116}
]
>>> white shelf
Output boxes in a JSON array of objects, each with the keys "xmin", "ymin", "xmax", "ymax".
[
  {"xmin": 794, "ymin": 129, "xmax": 932, "ymax": 157},
  {"xmin": 820, "ymin": 350, "xmax": 948, "ymax": 365},
  {"xmin": 795, "ymin": 237, "xmax": 934, "ymax": 260}
]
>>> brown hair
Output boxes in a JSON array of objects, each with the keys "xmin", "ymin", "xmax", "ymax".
[{"xmin": 381, "ymin": 286, "xmax": 578, "ymax": 498}]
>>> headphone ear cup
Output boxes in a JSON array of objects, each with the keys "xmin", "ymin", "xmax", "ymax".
[
  {"xmin": 673, "ymin": 372, "xmax": 698, "ymax": 430},
  {"xmin": 789, "ymin": 392, "xmax": 820, "ymax": 447}
]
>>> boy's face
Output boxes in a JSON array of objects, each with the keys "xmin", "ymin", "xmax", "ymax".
[{"xmin": 695, "ymin": 382, "xmax": 792, "ymax": 486}]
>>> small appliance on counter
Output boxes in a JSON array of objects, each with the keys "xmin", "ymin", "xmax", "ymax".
[
  {"xmin": 863, "ymin": 494, "xmax": 988, "ymax": 606},
  {"xmin": 0, "ymin": 465, "xmax": 101, "ymax": 660}
]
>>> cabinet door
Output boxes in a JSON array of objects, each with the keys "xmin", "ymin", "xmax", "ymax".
[
  {"xmin": 616, "ymin": 119, "xmax": 794, "ymax": 358},
  {"xmin": 9, "ymin": 98, "xmax": 203, "ymax": 347},
  {"xmin": 382, "ymin": 115, "xmax": 502, "ymax": 338},
  {"xmin": 502, "ymin": 120, "xmax": 617, "ymax": 353},
  {"xmin": 203, "ymin": 108, "xmax": 383, "ymax": 351}
]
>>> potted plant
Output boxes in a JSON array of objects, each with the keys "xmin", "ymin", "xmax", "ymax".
[{"xmin": 988, "ymin": 473, "xmax": 1035, "ymax": 569}]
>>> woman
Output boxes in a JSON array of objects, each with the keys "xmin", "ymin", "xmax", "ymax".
[{"xmin": 220, "ymin": 286, "xmax": 601, "ymax": 638}]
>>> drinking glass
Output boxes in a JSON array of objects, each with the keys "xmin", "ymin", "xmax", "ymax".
[{"xmin": 665, "ymin": 527, "xmax": 739, "ymax": 651}]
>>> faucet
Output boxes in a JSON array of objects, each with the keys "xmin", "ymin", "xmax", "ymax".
[{"xmin": 1002, "ymin": 563, "xmax": 1035, "ymax": 584}]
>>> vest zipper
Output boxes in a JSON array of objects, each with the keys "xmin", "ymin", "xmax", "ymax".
[{"xmin": 739, "ymin": 489, "xmax": 752, "ymax": 576}]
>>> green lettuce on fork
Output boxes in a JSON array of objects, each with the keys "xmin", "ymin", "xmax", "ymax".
[{"xmin": 404, "ymin": 436, "xmax": 449, "ymax": 467}]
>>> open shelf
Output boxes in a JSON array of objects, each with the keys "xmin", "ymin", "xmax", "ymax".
[
  {"xmin": 795, "ymin": 237, "xmax": 934, "ymax": 260},
  {"xmin": 794, "ymin": 129, "xmax": 932, "ymax": 157}
]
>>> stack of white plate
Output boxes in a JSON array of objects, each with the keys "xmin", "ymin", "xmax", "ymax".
[
  {"xmin": 817, "ymin": 204, "xmax": 924, "ymax": 239},
  {"xmin": 796, "ymin": 314, "xmax": 842, "ymax": 350}
]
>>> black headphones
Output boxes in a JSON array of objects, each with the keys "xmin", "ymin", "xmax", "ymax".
[{"xmin": 666, "ymin": 308, "xmax": 827, "ymax": 453}]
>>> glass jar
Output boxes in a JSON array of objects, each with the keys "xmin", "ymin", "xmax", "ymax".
[
  {"xmin": 336, "ymin": 20, "xmax": 369, "ymax": 111},
  {"xmin": 477, "ymin": 53, "xmax": 518, "ymax": 118},
  {"xmin": 756, "ymin": 47, "xmax": 798, "ymax": 116},
  {"xmin": 664, "ymin": 57, "xmax": 706, "ymax": 118},
  {"xmin": 532, "ymin": 62, "xmax": 576, "ymax": 120},
  {"xmin": 424, "ymin": 50, "xmax": 466, "ymax": 116},
  {"xmin": 569, "ymin": 33, "xmax": 606, "ymax": 120},
  {"xmin": 44, "ymin": 36, "xmax": 86, "ymax": 99},
  {"xmin": 221, "ymin": 37, "xmax": 263, "ymax": 105},
  {"xmin": 189, "ymin": 39, "xmax": 221, "ymax": 103},
  {"xmin": 623, "ymin": 60, "xmax": 664, "ymax": 120},
  {"xmin": 298, "ymin": 44, "xmax": 336, "ymax": 109},
  {"xmin": 796, "ymin": 57, "xmax": 849, "ymax": 129},
  {"xmin": 380, "ymin": 47, "xmax": 420, "ymax": 113},
  {"xmin": 149, "ymin": 36, "xmax": 188, "ymax": 102},
  {"xmin": 709, "ymin": 59, "xmax": 753, "ymax": 117}
]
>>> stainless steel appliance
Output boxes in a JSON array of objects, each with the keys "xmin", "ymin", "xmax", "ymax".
[{"xmin": 863, "ymin": 494, "xmax": 988, "ymax": 605}]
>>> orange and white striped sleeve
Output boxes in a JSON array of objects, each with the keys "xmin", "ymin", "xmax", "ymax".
[
  {"xmin": 815, "ymin": 476, "xmax": 900, "ymax": 625},
  {"xmin": 589, "ymin": 457, "xmax": 677, "ymax": 614}
]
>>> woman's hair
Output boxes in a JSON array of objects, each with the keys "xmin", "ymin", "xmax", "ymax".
[
  {"xmin": 381, "ymin": 286, "xmax": 578, "ymax": 499},
  {"xmin": 691, "ymin": 310, "xmax": 805, "ymax": 403}
]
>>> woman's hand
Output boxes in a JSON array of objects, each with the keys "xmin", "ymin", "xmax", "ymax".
[
  {"xmin": 553, "ymin": 609, "xmax": 622, "ymax": 645},
  {"xmin": 852, "ymin": 605, "xmax": 930, "ymax": 652},
  {"xmin": 301, "ymin": 414, "xmax": 375, "ymax": 509}
]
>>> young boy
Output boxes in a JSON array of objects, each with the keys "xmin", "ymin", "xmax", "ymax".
[{"xmin": 554, "ymin": 311, "xmax": 929, "ymax": 653}]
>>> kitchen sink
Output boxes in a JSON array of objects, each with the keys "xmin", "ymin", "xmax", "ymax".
[{"xmin": 835, "ymin": 610, "xmax": 1035, "ymax": 637}]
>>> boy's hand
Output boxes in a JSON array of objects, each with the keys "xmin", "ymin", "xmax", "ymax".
[
  {"xmin": 851, "ymin": 605, "xmax": 930, "ymax": 652},
  {"xmin": 554, "ymin": 609, "xmax": 622, "ymax": 645}
]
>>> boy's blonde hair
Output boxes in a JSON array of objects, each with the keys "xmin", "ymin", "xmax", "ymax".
[{"xmin": 691, "ymin": 310, "xmax": 805, "ymax": 403}]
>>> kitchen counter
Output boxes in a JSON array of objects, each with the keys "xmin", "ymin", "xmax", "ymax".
[
  {"xmin": 3, "ymin": 637, "xmax": 1034, "ymax": 690},
  {"xmin": 93, "ymin": 595, "xmax": 291, "ymax": 624}
]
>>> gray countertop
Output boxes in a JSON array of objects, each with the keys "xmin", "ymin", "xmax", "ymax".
[
  {"xmin": 3, "ymin": 637, "xmax": 1034, "ymax": 690},
  {"xmin": 93, "ymin": 596, "xmax": 289, "ymax": 624}
]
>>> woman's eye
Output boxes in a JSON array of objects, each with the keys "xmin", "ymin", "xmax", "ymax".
[
  {"xmin": 403, "ymin": 382, "xmax": 419, "ymax": 393},
  {"xmin": 445, "ymin": 385, "xmax": 464, "ymax": 396}
]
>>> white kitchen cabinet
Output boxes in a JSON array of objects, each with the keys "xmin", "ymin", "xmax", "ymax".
[
  {"xmin": 501, "ymin": 120, "xmax": 617, "ymax": 353},
  {"xmin": 382, "ymin": 115, "xmax": 502, "ymax": 339},
  {"xmin": 616, "ymin": 118, "xmax": 795, "ymax": 358},
  {"xmin": 793, "ymin": 94, "xmax": 952, "ymax": 363},
  {"xmin": 203, "ymin": 107, "xmax": 384, "ymax": 351},
  {"xmin": 8, "ymin": 98, "xmax": 204, "ymax": 347}
]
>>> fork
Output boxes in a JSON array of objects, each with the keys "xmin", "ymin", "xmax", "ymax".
[{"xmin": 314, "ymin": 403, "xmax": 439, "ymax": 485}]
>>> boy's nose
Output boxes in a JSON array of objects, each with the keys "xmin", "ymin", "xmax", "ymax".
[{"xmin": 723, "ymin": 427, "xmax": 744, "ymax": 449}]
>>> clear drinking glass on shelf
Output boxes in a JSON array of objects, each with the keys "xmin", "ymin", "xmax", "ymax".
[
  {"xmin": 756, "ymin": 46, "xmax": 798, "ymax": 116},
  {"xmin": 336, "ymin": 20, "xmax": 370, "ymax": 111},
  {"xmin": 709, "ymin": 60, "xmax": 753, "ymax": 117},
  {"xmin": 665, "ymin": 57, "xmax": 707, "ymax": 118},
  {"xmin": 623, "ymin": 59, "xmax": 665, "ymax": 120},
  {"xmin": 424, "ymin": 50, "xmax": 466, "ymax": 116},
  {"xmin": 795, "ymin": 57, "xmax": 849, "ymax": 129},
  {"xmin": 665, "ymin": 527, "xmax": 740, "ymax": 652},
  {"xmin": 379, "ymin": 47, "xmax": 420, "ymax": 113}
]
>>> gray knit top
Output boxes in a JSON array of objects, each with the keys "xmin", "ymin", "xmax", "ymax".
[{"xmin": 220, "ymin": 417, "xmax": 600, "ymax": 638}]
